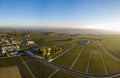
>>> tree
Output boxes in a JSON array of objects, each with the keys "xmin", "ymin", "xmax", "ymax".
[
  {"xmin": 42, "ymin": 48, "xmax": 46, "ymax": 58},
  {"xmin": 58, "ymin": 48, "xmax": 62, "ymax": 52},
  {"xmin": 38, "ymin": 48, "xmax": 46, "ymax": 58}
]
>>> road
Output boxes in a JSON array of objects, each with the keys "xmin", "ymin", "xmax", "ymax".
[{"xmin": 26, "ymin": 51, "xmax": 120, "ymax": 78}]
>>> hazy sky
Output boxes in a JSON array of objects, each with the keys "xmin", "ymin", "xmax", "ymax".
[{"xmin": 0, "ymin": 0, "xmax": 120, "ymax": 31}]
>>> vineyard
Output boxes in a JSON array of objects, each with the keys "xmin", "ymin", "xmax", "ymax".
[{"xmin": 1, "ymin": 34, "xmax": 120, "ymax": 78}]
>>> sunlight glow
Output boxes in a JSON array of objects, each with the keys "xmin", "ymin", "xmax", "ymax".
[{"xmin": 88, "ymin": 25, "xmax": 120, "ymax": 32}]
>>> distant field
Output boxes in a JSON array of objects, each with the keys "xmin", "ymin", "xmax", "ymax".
[
  {"xmin": 103, "ymin": 38, "xmax": 120, "ymax": 59},
  {"xmin": 0, "ymin": 66, "xmax": 22, "ymax": 78},
  {"xmin": 101, "ymin": 35, "xmax": 120, "ymax": 59},
  {"xmin": 56, "ymin": 42, "xmax": 75, "ymax": 50}
]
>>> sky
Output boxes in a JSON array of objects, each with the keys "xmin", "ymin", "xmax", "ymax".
[{"xmin": 0, "ymin": 0, "xmax": 120, "ymax": 31}]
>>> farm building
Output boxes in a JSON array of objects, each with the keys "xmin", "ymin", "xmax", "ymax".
[
  {"xmin": 25, "ymin": 41, "xmax": 35, "ymax": 45},
  {"xmin": 80, "ymin": 40, "xmax": 89, "ymax": 44}
]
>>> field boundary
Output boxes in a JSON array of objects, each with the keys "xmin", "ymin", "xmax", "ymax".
[
  {"xmin": 98, "ymin": 42, "xmax": 108, "ymax": 74},
  {"xmin": 19, "ymin": 56, "xmax": 36, "ymax": 78},
  {"xmin": 69, "ymin": 45, "xmax": 86, "ymax": 69},
  {"xmin": 48, "ymin": 69, "xmax": 59, "ymax": 78},
  {"xmin": 86, "ymin": 50, "xmax": 92, "ymax": 73}
]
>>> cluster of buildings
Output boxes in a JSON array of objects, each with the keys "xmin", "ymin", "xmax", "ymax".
[
  {"xmin": 0, "ymin": 39, "xmax": 21, "ymax": 45},
  {"xmin": 0, "ymin": 37, "xmax": 35, "ymax": 56},
  {"xmin": 0, "ymin": 45, "xmax": 20, "ymax": 56},
  {"xmin": 0, "ymin": 38, "xmax": 35, "ymax": 46},
  {"xmin": 0, "ymin": 45, "xmax": 20, "ymax": 53}
]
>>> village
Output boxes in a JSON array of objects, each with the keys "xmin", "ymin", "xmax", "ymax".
[{"xmin": 0, "ymin": 33, "xmax": 62, "ymax": 59}]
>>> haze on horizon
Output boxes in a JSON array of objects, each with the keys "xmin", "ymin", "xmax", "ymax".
[{"xmin": 0, "ymin": 0, "xmax": 120, "ymax": 32}]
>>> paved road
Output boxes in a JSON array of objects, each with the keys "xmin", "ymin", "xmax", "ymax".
[{"xmin": 26, "ymin": 51, "xmax": 120, "ymax": 78}]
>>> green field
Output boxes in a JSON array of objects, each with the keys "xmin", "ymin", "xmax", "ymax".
[
  {"xmin": 73, "ymin": 41, "xmax": 103, "ymax": 73},
  {"xmin": 49, "ymin": 42, "xmax": 75, "ymax": 59},
  {"xmin": 56, "ymin": 41, "xmax": 75, "ymax": 50},
  {"xmin": 102, "ymin": 47, "xmax": 120, "ymax": 73},
  {"xmin": 53, "ymin": 43, "xmax": 85, "ymax": 67},
  {"xmin": 103, "ymin": 38, "xmax": 120, "ymax": 59},
  {"xmin": 88, "ymin": 50, "xmax": 105, "ymax": 74},
  {"xmin": 72, "ymin": 42, "xmax": 93, "ymax": 72},
  {"xmin": 27, "ymin": 60, "xmax": 56, "ymax": 78}
]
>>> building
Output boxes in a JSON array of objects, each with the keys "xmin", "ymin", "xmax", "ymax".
[
  {"xmin": 47, "ymin": 48, "xmax": 51, "ymax": 56},
  {"xmin": 0, "ymin": 45, "xmax": 20, "ymax": 53},
  {"xmin": 80, "ymin": 40, "xmax": 89, "ymax": 44},
  {"xmin": 25, "ymin": 41, "xmax": 35, "ymax": 45},
  {"xmin": 11, "ymin": 40, "xmax": 17, "ymax": 45},
  {"xmin": 10, "ymin": 52, "xmax": 18, "ymax": 56},
  {"xmin": 0, "ymin": 47, "xmax": 7, "ymax": 53}
]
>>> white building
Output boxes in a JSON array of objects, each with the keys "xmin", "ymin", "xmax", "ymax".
[
  {"xmin": 1, "ymin": 47, "xmax": 7, "ymax": 53},
  {"xmin": 10, "ymin": 52, "xmax": 18, "ymax": 56},
  {"xmin": 25, "ymin": 41, "xmax": 35, "ymax": 45}
]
